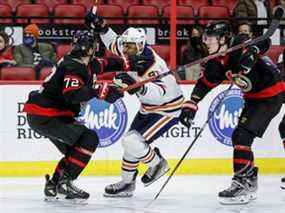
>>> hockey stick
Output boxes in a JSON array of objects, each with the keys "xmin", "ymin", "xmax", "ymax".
[
  {"xmin": 122, "ymin": 7, "xmax": 284, "ymax": 92},
  {"xmin": 145, "ymin": 83, "xmax": 235, "ymax": 207}
]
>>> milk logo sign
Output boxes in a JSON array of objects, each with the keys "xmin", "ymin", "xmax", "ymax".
[
  {"xmin": 208, "ymin": 88, "xmax": 244, "ymax": 146},
  {"xmin": 78, "ymin": 99, "xmax": 128, "ymax": 148}
]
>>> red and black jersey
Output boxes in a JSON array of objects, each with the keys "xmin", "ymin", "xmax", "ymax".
[
  {"xmin": 191, "ymin": 38, "xmax": 285, "ymax": 103},
  {"xmin": 23, "ymin": 55, "xmax": 124, "ymax": 117}
]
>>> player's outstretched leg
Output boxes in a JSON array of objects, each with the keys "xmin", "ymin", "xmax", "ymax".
[
  {"xmin": 104, "ymin": 170, "xmax": 138, "ymax": 197},
  {"xmin": 218, "ymin": 167, "xmax": 258, "ymax": 205},
  {"xmin": 56, "ymin": 172, "xmax": 89, "ymax": 202},
  {"xmin": 141, "ymin": 147, "xmax": 170, "ymax": 187}
]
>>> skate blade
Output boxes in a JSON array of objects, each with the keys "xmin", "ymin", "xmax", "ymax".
[
  {"xmin": 54, "ymin": 194, "xmax": 89, "ymax": 204},
  {"xmin": 44, "ymin": 196, "xmax": 59, "ymax": 202},
  {"xmin": 219, "ymin": 195, "xmax": 250, "ymax": 205},
  {"xmin": 103, "ymin": 192, "xmax": 133, "ymax": 198},
  {"xmin": 143, "ymin": 167, "xmax": 170, "ymax": 187}
]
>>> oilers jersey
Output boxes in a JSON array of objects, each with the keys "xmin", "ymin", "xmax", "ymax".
[{"xmin": 100, "ymin": 28, "xmax": 184, "ymax": 117}]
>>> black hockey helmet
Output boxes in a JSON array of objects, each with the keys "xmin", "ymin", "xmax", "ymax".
[
  {"xmin": 204, "ymin": 21, "xmax": 232, "ymax": 42},
  {"xmin": 71, "ymin": 31, "xmax": 96, "ymax": 58}
]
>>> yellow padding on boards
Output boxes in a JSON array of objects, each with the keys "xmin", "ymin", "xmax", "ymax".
[{"xmin": 0, "ymin": 158, "xmax": 284, "ymax": 176}]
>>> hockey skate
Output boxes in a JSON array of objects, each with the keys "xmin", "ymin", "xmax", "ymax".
[
  {"xmin": 218, "ymin": 167, "xmax": 258, "ymax": 205},
  {"xmin": 104, "ymin": 170, "xmax": 138, "ymax": 197},
  {"xmin": 281, "ymin": 177, "xmax": 285, "ymax": 190},
  {"xmin": 141, "ymin": 147, "xmax": 170, "ymax": 187},
  {"xmin": 57, "ymin": 173, "xmax": 89, "ymax": 202},
  {"xmin": 44, "ymin": 174, "xmax": 58, "ymax": 202}
]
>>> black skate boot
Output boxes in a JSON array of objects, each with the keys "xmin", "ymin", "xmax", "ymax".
[
  {"xmin": 141, "ymin": 147, "xmax": 170, "ymax": 187},
  {"xmin": 281, "ymin": 177, "xmax": 285, "ymax": 190},
  {"xmin": 218, "ymin": 167, "xmax": 258, "ymax": 205},
  {"xmin": 104, "ymin": 170, "xmax": 138, "ymax": 197},
  {"xmin": 44, "ymin": 174, "xmax": 58, "ymax": 201},
  {"xmin": 57, "ymin": 173, "xmax": 89, "ymax": 202}
]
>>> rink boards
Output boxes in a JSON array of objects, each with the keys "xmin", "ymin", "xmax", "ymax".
[{"xmin": 0, "ymin": 83, "xmax": 284, "ymax": 176}]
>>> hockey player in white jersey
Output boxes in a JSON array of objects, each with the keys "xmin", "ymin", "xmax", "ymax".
[{"xmin": 85, "ymin": 12, "xmax": 184, "ymax": 197}]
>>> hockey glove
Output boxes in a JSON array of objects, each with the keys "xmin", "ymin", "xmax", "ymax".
[
  {"xmin": 85, "ymin": 10, "xmax": 108, "ymax": 34},
  {"xmin": 179, "ymin": 100, "xmax": 198, "ymax": 128},
  {"xmin": 239, "ymin": 46, "xmax": 259, "ymax": 74},
  {"xmin": 114, "ymin": 72, "xmax": 144, "ymax": 95},
  {"xmin": 95, "ymin": 82, "xmax": 124, "ymax": 103}
]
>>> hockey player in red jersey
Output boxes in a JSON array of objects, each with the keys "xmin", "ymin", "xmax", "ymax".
[
  {"xmin": 23, "ymin": 32, "xmax": 135, "ymax": 202},
  {"xmin": 179, "ymin": 22, "xmax": 285, "ymax": 204}
]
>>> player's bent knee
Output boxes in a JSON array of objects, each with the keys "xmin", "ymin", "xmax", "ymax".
[
  {"xmin": 122, "ymin": 131, "xmax": 147, "ymax": 154},
  {"xmin": 232, "ymin": 127, "xmax": 255, "ymax": 147}
]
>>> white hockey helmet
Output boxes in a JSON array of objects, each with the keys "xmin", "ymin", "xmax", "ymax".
[{"xmin": 121, "ymin": 27, "xmax": 146, "ymax": 55}]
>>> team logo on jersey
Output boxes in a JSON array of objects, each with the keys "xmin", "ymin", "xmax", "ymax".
[
  {"xmin": 208, "ymin": 88, "xmax": 244, "ymax": 146},
  {"xmin": 78, "ymin": 99, "xmax": 128, "ymax": 148}
]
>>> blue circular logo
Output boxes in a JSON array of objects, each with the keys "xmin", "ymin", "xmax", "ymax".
[
  {"xmin": 77, "ymin": 99, "xmax": 128, "ymax": 148},
  {"xmin": 208, "ymin": 88, "xmax": 244, "ymax": 146}
]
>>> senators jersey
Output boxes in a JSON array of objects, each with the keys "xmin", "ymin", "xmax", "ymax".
[
  {"xmin": 100, "ymin": 28, "xmax": 184, "ymax": 117},
  {"xmin": 24, "ymin": 54, "xmax": 124, "ymax": 117},
  {"xmin": 191, "ymin": 38, "xmax": 285, "ymax": 103}
]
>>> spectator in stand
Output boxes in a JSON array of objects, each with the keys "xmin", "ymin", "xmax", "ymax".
[
  {"xmin": 0, "ymin": 31, "xmax": 16, "ymax": 68},
  {"xmin": 180, "ymin": 25, "xmax": 208, "ymax": 81},
  {"xmin": 233, "ymin": 0, "xmax": 271, "ymax": 26},
  {"xmin": 237, "ymin": 22, "xmax": 254, "ymax": 38},
  {"xmin": 13, "ymin": 24, "xmax": 56, "ymax": 78}
]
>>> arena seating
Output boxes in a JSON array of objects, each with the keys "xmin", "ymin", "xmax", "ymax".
[
  {"xmin": 178, "ymin": 0, "xmax": 209, "ymax": 15},
  {"xmin": 198, "ymin": 5, "xmax": 230, "ymax": 25},
  {"xmin": 35, "ymin": 0, "xmax": 67, "ymax": 12},
  {"xmin": 108, "ymin": 0, "xmax": 140, "ymax": 14},
  {"xmin": 53, "ymin": 4, "xmax": 86, "ymax": 24},
  {"xmin": 98, "ymin": 5, "xmax": 124, "ymax": 24},
  {"xmin": 0, "ymin": 4, "xmax": 13, "ymax": 24},
  {"xmin": 72, "ymin": 0, "xmax": 105, "ymax": 9},
  {"xmin": 15, "ymin": 4, "xmax": 50, "ymax": 24},
  {"xmin": 211, "ymin": 0, "xmax": 237, "ymax": 13},
  {"xmin": 0, "ymin": 67, "xmax": 36, "ymax": 80},
  {"xmin": 0, "ymin": 0, "xmax": 30, "ymax": 11},
  {"xmin": 162, "ymin": 5, "xmax": 195, "ymax": 25},
  {"xmin": 127, "ymin": 5, "xmax": 160, "ymax": 25}
]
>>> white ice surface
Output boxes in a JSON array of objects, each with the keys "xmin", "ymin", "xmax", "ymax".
[{"xmin": 1, "ymin": 176, "xmax": 285, "ymax": 213}]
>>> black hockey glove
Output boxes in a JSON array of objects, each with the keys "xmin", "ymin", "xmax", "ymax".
[
  {"xmin": 95, "ymin": 82, "xmax": 124, "ymax": 103},
  {"xmin": 239, "ymin": 46, "xmax": 259, "ymax": 74},
  {"xmin": 122, "ymin": 55, "xmax": 148, "ymax": 76},
  {"xmin": 114, "ymin": 72, "xmax": 144, "ymax": 95},
  {"xmin": 105, "ymin": 86, "xmax": 124, "ymax": 103},
  {"xmin": 179, "ymin": 100, "xmax": 198, "ymax": 128},
  {"xmin": 85, "ymin": 10, "xmax": 108, "ymax": 34}
]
